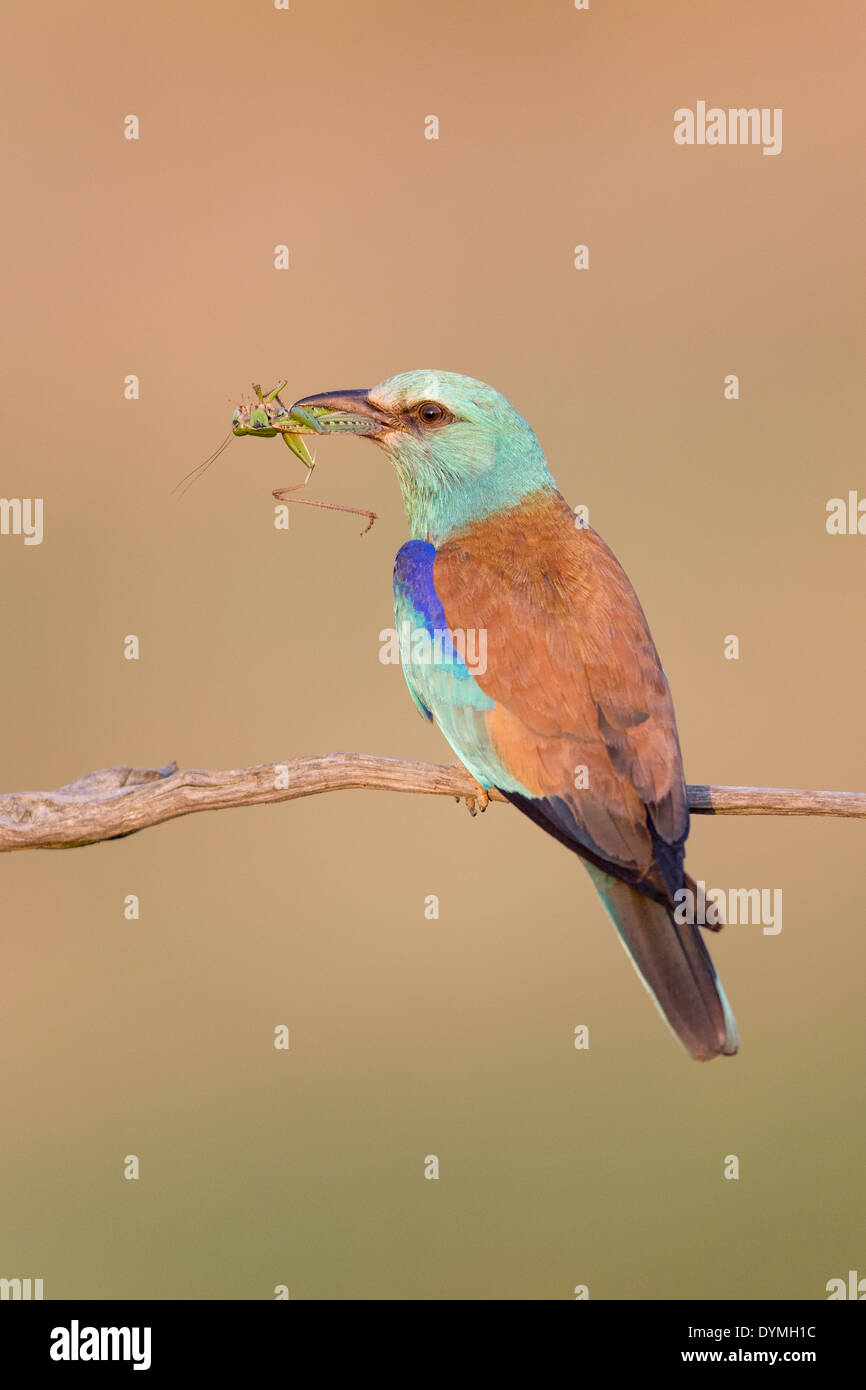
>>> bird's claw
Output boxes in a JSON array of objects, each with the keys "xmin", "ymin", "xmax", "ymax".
[{"xmin": 451, "ymin": 766, "xmax": 489, "ymax": 816}]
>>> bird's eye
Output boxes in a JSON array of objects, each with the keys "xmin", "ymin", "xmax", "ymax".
[{"xmin": 415, "ymin": 401, "xmax": 449, "ymax": 426}]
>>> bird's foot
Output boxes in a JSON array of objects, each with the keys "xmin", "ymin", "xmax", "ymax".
[{"xmin": 450, "ymin": 764, "xmax": 490, "ymax": 817}]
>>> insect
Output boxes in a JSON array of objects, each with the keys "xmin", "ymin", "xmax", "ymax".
[
  {"xmin": 230, "ymin": 380, "xmax": 316, "ymax": 465},
  {"xmin": 173, "ymin": 381, "xmax": 377, "ymax": 534}
]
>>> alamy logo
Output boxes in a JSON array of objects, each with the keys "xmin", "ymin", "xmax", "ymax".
[
  {"xmin": 0, "ymin": 497, "xmax": 43, "ymax": 545},
  {"xmin": 379, "ymin": 623, "xmax": 488, "ymax": 676},
  {"xmin": 50, "ymin": 1320, "xmax": 152, "ymax": 1371},
  {"xmin": 0, "ymin": 1276, "xmax": 43, "ymax": 1299},
  {"xmin": 826, "ymin": 1269, "xmax": 866, "ymax": 1299},
  {"xmin": 826, "ymin": 492, "xmax": 866, "ymax": 535},
  {"xmin": 673, "ymin": 881, "xmax": 783, "ymax": 935},
  {"xmin": 674, "ymin": 103, "xmax": 782, "ymax": 156}
]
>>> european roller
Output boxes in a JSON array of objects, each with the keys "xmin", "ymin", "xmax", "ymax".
[{"xmin": 282, "ymin": 370, "xmax": 738, "ymax": 1061}]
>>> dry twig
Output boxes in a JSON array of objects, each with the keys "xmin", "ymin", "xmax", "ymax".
[{"xmin": 0, "ymin": 754, "xmax": 864, "ymax": 852}]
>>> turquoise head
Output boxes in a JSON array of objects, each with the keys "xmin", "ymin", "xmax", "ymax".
[{"xmin": 285, "ymin": 370, "xmax": 555, "ymax": 542}]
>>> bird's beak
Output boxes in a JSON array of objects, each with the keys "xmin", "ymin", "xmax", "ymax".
[{"xmin": 286, "ymin": 389, "xmax": 396, "ymax": 439}]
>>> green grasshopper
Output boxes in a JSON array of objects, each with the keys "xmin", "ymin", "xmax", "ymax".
[
  {"xmin": 175, "ymin": 381, "xmax": 377, "ymax": 533},
  {"xmin": 230, "ymin": 380, "xmax": 316, "ymax": 466}
]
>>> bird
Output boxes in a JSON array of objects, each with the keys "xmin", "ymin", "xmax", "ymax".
[{"xmin": 283, "ymin": 370, "xmax": 738, "ymax": 1061}]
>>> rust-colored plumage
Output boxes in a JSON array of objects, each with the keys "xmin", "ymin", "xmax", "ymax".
[{"xmin": 435, "ymin": 489, "xmax": 688, "ymax": 905}]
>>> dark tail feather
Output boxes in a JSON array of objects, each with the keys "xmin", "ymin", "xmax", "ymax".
[{"xmin": 584, "ymin": 863, "xmax": 739, "ymax": 1061}]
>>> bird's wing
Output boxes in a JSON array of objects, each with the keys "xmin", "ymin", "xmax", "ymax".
[
  {"xmin": 430, "ymin": 489, "xmax": 689, "ymax": 904},
  {"xmin": 394, "ymin": 500, "xmax": 738, "ymax": 1060}
]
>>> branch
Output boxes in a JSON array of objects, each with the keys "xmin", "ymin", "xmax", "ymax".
[{"xmin": 0, "ymin": 754, "xmax": 864, "ymax": 852}]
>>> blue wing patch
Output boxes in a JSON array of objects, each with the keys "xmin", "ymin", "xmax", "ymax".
[
  {"xmin": 392, "ymin": 542, "xmax": 438, "ymax": 719},
  {"xmin": 393, "ymin": 540, "xmax": 447, "ymax": 636}
]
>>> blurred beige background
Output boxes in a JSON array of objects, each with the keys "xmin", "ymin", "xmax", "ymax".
[{"xmin": 1, "ymin": 0, "xmax": 864, "ymax": 1299}]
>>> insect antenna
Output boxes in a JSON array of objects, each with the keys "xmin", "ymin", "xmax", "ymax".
[{"xmin": 171, "ymin": 431, "xmax": 234, "ymax": 499}]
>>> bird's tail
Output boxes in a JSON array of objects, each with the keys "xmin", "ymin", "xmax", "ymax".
[{"xmin": 584, "ymin": 863, "xmax": 739, "ymax": 1061}]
